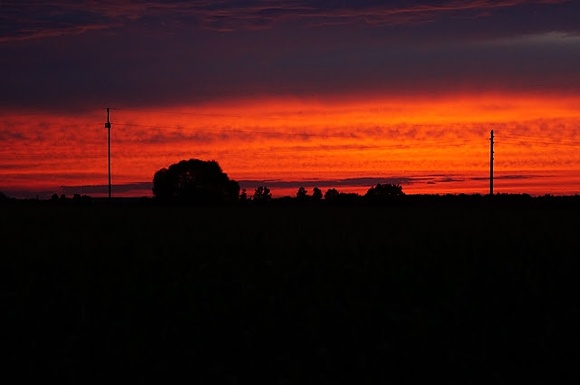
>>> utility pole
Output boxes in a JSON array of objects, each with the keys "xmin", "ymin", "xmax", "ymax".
[
  {"xmin": 490, "ymin": 129, "xmax": 494, "ymax": 196},
  {"xmin": 105, "ymin": 108, "xmax": 112, "ymax": 199}
]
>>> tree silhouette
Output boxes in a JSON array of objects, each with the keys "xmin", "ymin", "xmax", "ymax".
[
  {"xmin": 324, "ymin": 188, "xmax": 340, "ymax": 201},
  {"xmin": 239, "ymin": 188, "xmax": 248, "ymax": 203},
  {"xmin": 312, "ymin": 187, "xmax": 322, "ymax": 202},
  {"xmin": 296, "ymin": 186, "xmax": 308, "ymax": 200},
  {"xmin": 152, "ymin": 159, "xmax": 240, "ymax": 204},
  {"xmin": 252, "ymin": 186, "xmax": 272, "ymax": 203},
  {"xmin": 364, "ymin": 183, "xmax": 405, "ymax": 202}
]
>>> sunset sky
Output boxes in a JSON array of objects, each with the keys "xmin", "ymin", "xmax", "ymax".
[{"xmin": 1, "ymin": 0, "xmax": 579, "ymax": 198}]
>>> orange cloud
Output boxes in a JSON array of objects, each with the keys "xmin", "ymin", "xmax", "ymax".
[{"xmin": 1, "ymin": 93, "xmax": 579, "ymax": 198}]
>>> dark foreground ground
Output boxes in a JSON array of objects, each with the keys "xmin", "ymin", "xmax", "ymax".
[{"xmin": 2, "ymin": 198, "xmax": 580, "ymax": 384}]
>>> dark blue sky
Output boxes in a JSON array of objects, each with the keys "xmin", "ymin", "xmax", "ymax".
[{"xmin": 1, "ymin": 0, "xmax": 580, "ymax": 111}]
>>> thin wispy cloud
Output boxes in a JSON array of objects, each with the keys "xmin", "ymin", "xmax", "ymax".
[{"xmin": 2, "ymin": 0, "xmax": 577, "ymax": 42}]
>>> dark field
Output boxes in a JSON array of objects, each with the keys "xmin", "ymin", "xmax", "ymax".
[{"xmin": 2, "ymin": 199, "xmax": 580, "ymax": 384}]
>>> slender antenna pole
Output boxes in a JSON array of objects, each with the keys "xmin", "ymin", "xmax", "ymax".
[
  {"xmin": 490, "ymin": 129, "xmax": 494, "ymax": 196},
  {"xmin": 105, "ymin": 108, "xmax": 112, "ymax": 199}
]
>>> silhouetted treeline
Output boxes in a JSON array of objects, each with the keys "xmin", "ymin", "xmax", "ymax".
[
  {"xmin": 2, "ymin": 189, "xmax": 580, "ymax": 209},
  {"xmin": 262, "ymin": 191, "xmax": 580, "ymax": 209},
  {"xmin": 145, "ymin": 158, "xmax": 580, "ymax": 208},
  {"xmin": 2, "ymin": 155, "xmax": 579, "ymax": 208}
]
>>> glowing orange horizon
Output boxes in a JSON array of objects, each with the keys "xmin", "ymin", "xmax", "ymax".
[{"xmin": 1, "ymin": 93, "xmax": 579, "ymax": 198}]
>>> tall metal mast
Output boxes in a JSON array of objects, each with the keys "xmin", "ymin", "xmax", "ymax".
[
  {"xmin": 105, "ymin": 108, "xmax": 112, "ymax": 199},
  {"xmin": 490, "ymin": 129, "xmax": 494, "ymax": 196}
]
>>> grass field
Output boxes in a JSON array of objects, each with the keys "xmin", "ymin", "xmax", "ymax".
[{"xmin": 2, "ymin": 200, "xmax": 580, "ymax": 383}]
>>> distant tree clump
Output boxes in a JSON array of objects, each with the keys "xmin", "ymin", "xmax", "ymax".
[
  {"xmin": 0, "ymin": 191, "xmax": 8, "ymax": 202},
  {"xmin": 50, "ymin": 193, "xmax": 72, "ymax": 204},
  {"xmin": 152, "ymin": 159, "xmax": 240, "ymax": 204},
  {"xmin": 294, "ymin": 186, "xmax": 322, "ymax": 203},
  {"xmin": 364, "ymin": 183, "xmax": 405, "ymax": 202},
  {"xmin": 72, "ymin": 193, "xmax": 93, "ymax": 204},
  {"xmin": 252, "ymin": 186, "xmax": 272, "ymax": 203},
  {"xmin": 324, "ymin": 188, "xmax": 361, "ymax": 204}
]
